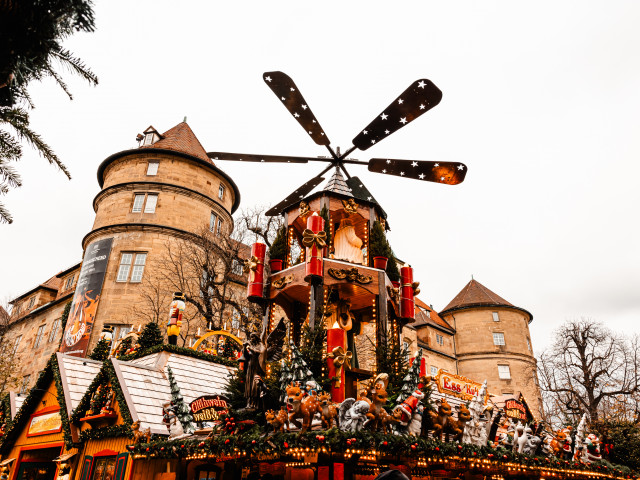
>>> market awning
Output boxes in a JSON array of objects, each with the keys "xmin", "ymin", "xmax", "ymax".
[
  {"xmin": 0, "ymin": 458, "xmax": 16, "ymax": 466},
  {"xmin": 53, "ymin": 453, "xmax": 75, "ymax": 463}
]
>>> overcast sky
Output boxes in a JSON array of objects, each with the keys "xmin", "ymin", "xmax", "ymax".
[{"xmin": 2, "ymin": 1, "xmax": 639, "ymax": 353}]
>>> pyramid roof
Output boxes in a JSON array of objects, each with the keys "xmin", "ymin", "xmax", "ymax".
[
  {"xmin": 322, "ymin": 168, "xmax": 353, "ymax": 197},
  {"xmin": 440, "ymin": 279, "xmax": 532, "ymax": 321},
  {"xmin": 140, "ymin": 121, "xmax": 210, "ymax": 163}
]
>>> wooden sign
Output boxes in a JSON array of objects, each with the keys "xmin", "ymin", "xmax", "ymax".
[
  {"xmin": 189, "ymin": 395, "xmax": 229, "ymax": 422},
  {"xmin": 27, "ymin": 409, "xmax": 62, "ymax": 436},
  {"xmin": 504, "ymin": 398, "xmax": 527, "ymax": 421},
  {"xmin": 435, "ymin": 372, "xmax": 487, "ymax": 403}
]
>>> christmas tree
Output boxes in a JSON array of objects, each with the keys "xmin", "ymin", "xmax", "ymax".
[
  {"xmin": 221, "ymin": 338, "xmax": 239, "ymax": 359},
  {"xmin": 138, "ymin": 322, "xmax": 164, "ymax": 350},
  {"xmin": 289, "ymin": 341, "xmax": 318, "ymax": 392},
  {"xmin": 88, "ymin": 385, "xmax": 110, "ymax": 415},
  {"xmin": 278, "ymin": 359, "xmax": 293, "ymax": 402},
  {"xmin": 376, "ymin": 332, "xmax": 410, "ymax": 405},
  {"xmin": 166, "ymin": 365, "xmax": 195, "ymax": 435},
  {"xmin": 396, "ymin": 348, "xmax": 424, "ymax": 404},
  {"xmin": 88, "ymin": 339, "xmax": 111, "ymax": 361}
]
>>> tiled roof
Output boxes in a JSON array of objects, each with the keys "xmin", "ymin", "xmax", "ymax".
[
  {"xmin": 440, "ymin": 279, "xmax": 521, "ymax": 315},
  {"xmin": 323, "ymin": 168, "xmax": 353, "ymax": 197},
  {"xmin": 414, "ymin": 298, "xmax": 454, "ymax": 331},
  {"xmin": 57, "ymin": 353, "xmax": 102, "ymax": 415},
  {"xmin": 140, "ymin": 122, "xmax": 211, "ymax": 163},
  {"xmin": 113, "ymin": 352, "xmax": 235, "ymax": 435}
]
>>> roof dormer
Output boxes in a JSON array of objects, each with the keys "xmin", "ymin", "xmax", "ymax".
[{"xmin": 138, "ymin": 126, "xmax": 162, "ymax": 147}]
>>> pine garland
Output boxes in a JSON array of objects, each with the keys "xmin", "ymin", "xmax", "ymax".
[{"xmin": 79, "ymin": 424, "xmax": 132, "ymax": 442}]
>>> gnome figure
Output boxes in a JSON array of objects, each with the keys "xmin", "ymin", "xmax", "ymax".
[{"xmin": 394, "ymin": 389, "xmax": 425, "ymax": 425}]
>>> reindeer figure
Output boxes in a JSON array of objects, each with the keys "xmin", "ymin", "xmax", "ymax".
[
  {"xmin": 445, "ymin": 404, "xmax": 471, "ymax": 442},
  {"xmin": 286, "ymin": 383, "xmax": 321, "ymax": 433},
  {"xmin": 428, "ymin": 398, "xmax": 453, "ymax": 441},
  {"xmin": 131, "ymin": 421, "xmax": 151, "ymax": 444},
  {"xmin": 265, "ymin": 407, "xmax": 289, "ymax": 433},
  {"xmin": 317, "ymin": 392, "xmax": 339, "ymax": 429}
]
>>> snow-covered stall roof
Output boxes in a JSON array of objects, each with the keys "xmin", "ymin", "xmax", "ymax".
[
  {"xmin": 112, "ymin": 352, "xmax": 235, "ymax": 435},
  {"xmin": 57, "ymin": 353, "xmax": 103, "ymax": 415}
]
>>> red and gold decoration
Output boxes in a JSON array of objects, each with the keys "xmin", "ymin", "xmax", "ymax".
[
  {"xmin": 399, "ymin": 266, "xmax": 419, "ymax": 321},
  {"xmin": 302, "ymin": 213, "xmax": 326, "ymax": 281},
  {"xmin": 245, "ymin": 242, "xmax": 266, "ymax": 300},
  {"xmin": 326, "ymin": 325, "xmax": 347, "ymax": 402}
]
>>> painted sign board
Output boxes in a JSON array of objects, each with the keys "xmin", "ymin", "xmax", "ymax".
[
  {"xmin": 189, "ymin": 395, "xmax": 229, "ymax": 422},
  {"xmin": 435, "ymin": 371, "xmax": 488, "ymax": 403}
]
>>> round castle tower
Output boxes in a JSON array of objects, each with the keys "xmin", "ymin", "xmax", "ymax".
[
  {"xmin": 439, "ymin": 279, "xmax": 543, "ymax": 418},
  {"xmin": 77, "ymin": 122, "xmax": 240, "ymax": 352}
]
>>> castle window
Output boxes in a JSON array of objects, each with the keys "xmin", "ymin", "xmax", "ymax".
[
  {"xmin": 19, "ymin": 375, "xmax": 30, "ymax": 394},
  {"xmin": 426, "ymin": 310, "xmax": 431, "ymax": 318},
  {"xmin": 210, "ymin": 212, "xmax": 217, "ymax": 232},
  {"xmin": 117, "ymin": 253, "xmax": 147, "ymax": 283},
  {"xmin": 64, "ymin": 275, "xmax": 75, "ymax": 290},
  {"xmin": 436, "ymin": 334, "xmax": 444, "ymax": 346},
  {"xmin": 27, "ymin": 296, "xmax": 36, "ymax": 309},
  {"xmin": 217, "ymin": 218, "xmax": 223, "ymax": 235},
  {"xmin": 49, "ymin": 318, "xmax": 61, "ymax": 343},
  {"xmin": 492, "ymin": 311, "xmax": 500, "ymax": 322},
  {"xmin": 498, "ymin": 364, "xmax": 511, "ymax": 379},
  {"xmin": 143, "ymin": 133, "xmax": 156, "ymax": 146},
  {"xmin": 527, "ymin": 337, "xmax": 532, "ymax": 352},
  {"xmin": 493, "ymin": 332, "xmax": 505, "ymax": 346},
  {"xmin": 132, "ymin": 194, "xmax": 145, "ymax": 212},
  {"xmin": 144, "ymin": 194, "xmax": 158, "ymax": 213},
  {"xmin": 147, "ymin": 161, "xmax": 159, "ymax": 175},
  {"xmin": 430, "ymin": 366, "xmax": 438, "ymax": 376},
  {"xmin": 218, "ymin": 184, "xmax": 225, "ymax": 200},
  {"xmin": 132, "ymin": 193, "xmax": 158, "ymax": 213},
  {"xmin": 34, "ymin": 325, "xmax": 46, "ymax": 348},
  {"xmin": 12, "ymin": 335, "xmax": 21, "ymax": 355}
]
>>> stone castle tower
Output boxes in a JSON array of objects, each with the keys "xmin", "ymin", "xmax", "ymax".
[
  {"xmin": 77, "ymin": 122, "xmax": 240, "ymax": 352},
  {"xmin": 439, "ymin": 279, "xmax": 543, "ymax": 417}
]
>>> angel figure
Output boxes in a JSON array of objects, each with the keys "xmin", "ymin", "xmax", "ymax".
[
  {"xmin": 333, "ymin": 218, "xmax": 363, "ymax": 264},
  {"xmin": 240, "ymin": 318, "xmax": 287, "ymax": 410}
]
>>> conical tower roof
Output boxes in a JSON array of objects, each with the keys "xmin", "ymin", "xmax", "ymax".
[
  {"xmin": 440, "ymin": 279, "xmax": 532, "ymax": 321},
  {"xmin": 140, "ymin": 122, "xmax": 210, "ymax": 163},
  {"xmin": 322, "ymin": 168, "xmax": 353, "ymax": 197}
]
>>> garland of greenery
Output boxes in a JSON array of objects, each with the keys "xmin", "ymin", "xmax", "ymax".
[
  {"xmin": 117, "ymin": 343, "xmax": 238, "ymax": 367},
  {"xmin": 79, "ymin": 424, "xmax": 132, "ymax": 442},
  {"xmin": 51, "ymin": 356, "xmax": 76, "ymax": 448},
  {"xmin": 0, "ymin": 394, "xmax": 12, "ymax": 427},
  {"xmin": 127, "ymin": 428, "xmax": 635, "ymax": 478}
]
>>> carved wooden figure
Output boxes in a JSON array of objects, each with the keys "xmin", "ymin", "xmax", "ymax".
[
  {"xmin": 266, "ymin": 407, "xmax": 289, "ymax": 433},
  {"xmin": 428, "ymin": 398, "xmax": 453, "ymax": 441},
  {"xmin": 286, "ymin": 383, "xmax": 321, "ymax": 433},
  {"xmin": 318, "ymin": 392, "xmax": 339, "ymax": 429}
]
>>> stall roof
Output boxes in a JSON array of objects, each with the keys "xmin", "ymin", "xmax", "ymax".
[
  {"xmin": 57, "ymin": 353, "xmax": 103, "ymax": 415},
  {"xmin": 112, "ymin": 352, "xmax": 235, "ymax": 435}
]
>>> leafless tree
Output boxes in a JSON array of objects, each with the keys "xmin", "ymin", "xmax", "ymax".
[
  {"xmin": 135, "ymin": 207, "xmax": 282, "ymax": 346},
  {"xmin": 538, "ymin": 318, "xmax": 640, "ymax": 424}
]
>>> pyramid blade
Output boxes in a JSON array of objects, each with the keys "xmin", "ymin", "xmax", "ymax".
[
  {"xmin": 208, "ymin": 151, "xmax": 310, "ymax": 163},
  {"xmin": 264, "ymin": 71, "xmax": 331, "ymax": 146},
  {"xmin": 352, "ymin": 79, "xmax": 442, "ymax": 151},
  {"xmin": 265, "ymin": 174, "xmax": 325, "ymax": 216},
  {"xmin": 368, "ymin": 158, "xmax": 467, "ymax": 185}
]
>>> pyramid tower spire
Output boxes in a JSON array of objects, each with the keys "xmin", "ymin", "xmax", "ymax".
[{"xmin": 322, "ymin": 168, "xmax": 352, "ymax": 197}]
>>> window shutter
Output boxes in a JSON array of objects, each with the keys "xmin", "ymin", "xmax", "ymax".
[
  {"xmin": 79, "ymin": 456, "xmax": 93, "ymax": 480},
  {"xmin": 113, "ymin": 452, "xmax": 129, "ymax": 480}
]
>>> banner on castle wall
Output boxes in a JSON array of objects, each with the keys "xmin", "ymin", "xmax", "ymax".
[
  {"xmin": 59, "ymin": 237, "xmax": 113, "ymax": 357},
  {"xmin": 435, "ymin": 371, "xmax": 488, "ymax": 403}
]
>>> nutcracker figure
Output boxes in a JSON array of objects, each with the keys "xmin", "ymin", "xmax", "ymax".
[{"xmin": 167, "ymin": 292, "xmax": 185, "ymax": 345}]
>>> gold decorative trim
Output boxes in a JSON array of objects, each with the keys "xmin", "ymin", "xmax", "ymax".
[
  {"xmin": 327, "ymin": 267, "xmax": 373, "ymax": 285},
  {"xmin": 341, "ymin": 198, "xmax": 358, "ymax": 214},
  {"xmin": 272, "ymin": 274, "xmax": 294, "ymax": 289}
]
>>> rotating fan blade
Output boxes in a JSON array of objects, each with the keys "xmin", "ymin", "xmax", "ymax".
[
  {"xmin": 352, "ymin": 79, "xmax": 442, "ymax": 151},
  {"xmin": 265, "ymin": 174, "xmax": 326, "ymax": 216},
  {"xmin": 368, "ymin": 158, "xmax": 467, "ymax": 185},
  {"xmin": 263, "ymin": 71, "xmax": 331, "ymax": 146},
  {"xmin": 208, "ymin": 152, "xmax": 312, "ymax": 163}
]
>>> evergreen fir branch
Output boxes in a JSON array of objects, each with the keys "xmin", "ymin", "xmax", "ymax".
[
  {"xmin": 0, "ymin": 160, "xmax": 22, "ymax": 189},
  {"xmin": 44, "ymin": 64, "xmax": 73, "ymax": 100},
  {"xmin": 0, "ymin": 131, "xmax": 23, "ymax": 163},
  {"xmin": 51, "ymin": 47, "xmax": 99, "ymax": 86}
]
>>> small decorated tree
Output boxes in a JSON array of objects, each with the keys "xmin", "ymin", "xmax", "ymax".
[
  {"xmin": 268, "ymin": 226, "xmax": 287, "ymax": 261},
  {"xmin": 138, "ymin": 322, "xmax": 164, "ymax": 350},
  {"xmin": 396, "ymin": 348, "xmax": 424, "ymax": 404},
  {"xmin": 166, "ymin": 365, "xmax": 195, "ymax": 435},
  {"xmin": 278, "ymin": 359, "xmax": 293, "ymax": 402},
  {"xmin": 289, "ymin": 341, "xmax": 318, "ymax": 392},
  {"xmin": 221, "ymin": 338, "xmax": 239, "ymax": 359},
  {"xmin": 385, "ymin": 250, "xmax": 401, "ymax": 282},
  {"xmin": 87, "ymin": 385, "xmax": 110, "ymax": 415},
  {"xmin": 369, "ymin": 220, "xmax": 390, "ymax": 260},
  {"xmin": 88, "ymin": 339, "xmax": 111, "ymax": 361}
]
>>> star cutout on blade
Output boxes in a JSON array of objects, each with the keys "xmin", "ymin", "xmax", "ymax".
[
  {"xmin": 294, "ymin": 112, "xmax": 300, "ymax": 118},
  {"xmin": 281, "ymin": 96, "xmax": 286, "ymax": 101},
  {"xmin": 385, "ymin": 129, "xmax": 390, "ymax": 134},
  {"xmin": 302, "ymin": 104, "xmax": 307, "ymax": 110},
  {"xmin": 419, "ymin": 104, "xmax": 425, "ymax": 110},
  {"xmin": 458, "ymin": 164, "xmax": 465, "ymax": 170},
  {"xmin": 382, "ymin": 169, "xmax": 387, "ymax": 173},
  {"xmin": 308, "ymin": 130, "xmax": 312, "ymax": 134},
  {"xmin": 400, "ymin": 172, "xmax": 405, "ymax": 176},
  {"xmin": 381, "ymin": 113, "xmax": 388, "ymax": 120},
  {"xmin": 386, "ymin": 159, "xmax": 391, "ymax": 164},
  {"xmin": 398, "ymin": 98, "xmax": 404, "ymax": 104},
  {"xmin": 434, "ymin": 163, "xmax": 439, "ymax": 167},
  {"xmin": 419, "ymin": 173, "xmax": 425, "ymax": 179},
  {"xmin": 265, "ymin": 76, "xmax": 272, "ymax": 82},
  {"xmin": 367, "ymin": 196, "xmax": 372, "ymax": 200},
  {"xmin": 418, "ymin": 80, "xmax": 426, "ymax": 88},
  {"xmin": 400, "ymin": 117, "xmax": 408, "ymax": 124},
  {"xmin": 363, "ymin": 130, "xmax": 368, "ymax": 135},
  {"xmin": 290, "ymin": 87, "xmax": 295, "ymax": 91},
  {"xmin": 411, "ymin": 161, "xmax": 418, "ymax": 167},
  {"xmin": 371, "ymin": 140, "xmax": 375, "ymax": 144}
]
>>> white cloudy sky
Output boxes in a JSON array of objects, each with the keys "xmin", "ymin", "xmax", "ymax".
[{"xmin": 2, "ymin": 1, "xmax": 639, "ymax": 353}]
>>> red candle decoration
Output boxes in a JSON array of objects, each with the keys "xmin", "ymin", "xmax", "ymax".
[
  {"xmin": 246, "ymin": 242, "xmax": 266, "ymax": 301},
  {"xmin": 303, "ymin": 212, "xmax": 325, "ymax": 282},
  {"xmin": 400, "ymin": 266, "xmax": 415, "ymax": 321},
  {"xmin": 327, "ymin": 326, "xmax": 347, "ymax": 403}
]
